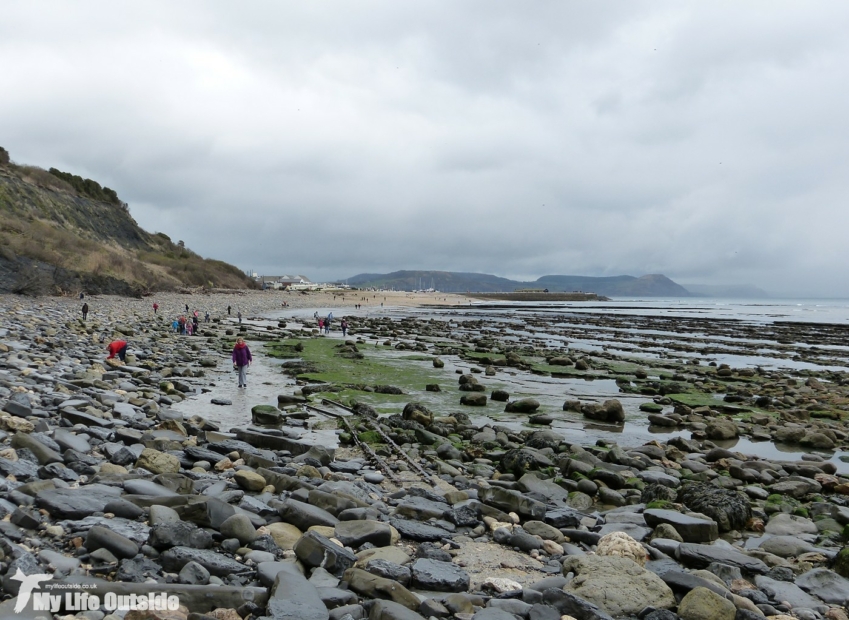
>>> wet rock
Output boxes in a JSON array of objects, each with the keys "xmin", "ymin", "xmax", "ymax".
[
  {"xmin": 754, "ymin": 574, "xmax": 823, "ymax": 609},
  {"xmin": 264, "ymin": 562, "xmax": 330, "ymax": 620},
  {"xmin": 542, "ymin": 588, "xmax": 614, "ymax": 620},
  {"xmin": 501, "ymin": 449, "xmax": 553, "ymax": 477},
  {"xmin": 220, "ymin": 513, "xmax": 257, "ymax": 545},
  {"xmin": 36, "ymin": 485, "xmax": 123, "ymax": 519},
  {"xmin": 460, "ymin": 393, "xmax": 487, "ymax": 407},
  {"xmin": 86, "ymin": 525, "xmax": 140, "ymax": 559},
  {"xmin": 677, "ymin": 483, "xmax": 751, "ymax": 532},
  {"xmin": 676, "ymin": 543, "xmax": 768, "ymax": 574},
  {"xmin": 794, "ymin": 567, "xmax": 849, "ymax": 605},
  {"xmin": 363, "ymin": 558, "xmax": 411, "ymax": 585},
  {"xmin": 278, "ymin": 498, "xmax": 340, "ymax": 529},
  {"xmin": 160, "ymin": 546, "xmax": 248, "ymax": 577},
  {"xmin": 389, "ymin": 518, "xmax": 451, "ymax": 541},
  {"xmin": 148, "ymin": 521, "xmax": 214, "ymax": 550},
  {"xmin": 410, "ymin": 558, "xmax": 470, "ymax": 592},
  {"xmin": 644, "ymin": 509, "xmax": 719, "ymax": 543},
  {"xmin": 582, "ymin": 399, "xmax": 625, "ymax": 423},
  {"xmin": 504, "ymin": 398, "xmax": 540, "ymax": 414},
  {"xmin": 335, "ymin": 520, "xmax": 393, "ymax": 548},
  {"xmin": 294, "ymin": 530, "xmax": 357, "ymax": 576}
]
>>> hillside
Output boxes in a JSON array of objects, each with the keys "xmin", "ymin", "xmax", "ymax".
[
  {"xmin": 0, "ymin": 148, "xmax": 256, "ymax": 295},
  {"xmin": 346, "ymin": 270, "xmax": 693, "ymax": 297}
]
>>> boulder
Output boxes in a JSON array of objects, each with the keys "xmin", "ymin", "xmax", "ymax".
[
  {"xmin": 504, "ymin": 398, "xmax": 540, "ymax": 414},
  {"xmin": 561, "ymin": 555, "xmax": 675, "ymax": 617},
  {"xmin": 677, "ymin": 483, "xmax": 751, "ymax": 532},
  {"xmin": 135, "ymin": 448, "xmax": 180, "ymax": 474},
  {"xmin": 677, "ymin": 587, "xmax": 736, "ymax": 620}
]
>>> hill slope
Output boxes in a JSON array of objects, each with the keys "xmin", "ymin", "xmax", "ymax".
[
  {"xmin": 0, "ymin": 150, "xmax": 255, "ymax": 295},
  {"xmin": 346, "ymin": 270, "xmax": 692, "ymax": 296}
]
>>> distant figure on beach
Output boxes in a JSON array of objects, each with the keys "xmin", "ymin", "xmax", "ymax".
[
  {"xmin": 204, "ymin": 311, "xmax": 210, "ymax": 322},
  {"xmin": 178, "ymin": 315, "xmax": 187, "ymax": 334},
  {"xmin": 341, "ymin": 319, "xmax": 348, "ymax": 337},
  {"xmin": 153, "ymin": 302, "xmax": 159, "ymax": 314},
  {"xmin": 81, "ymin": 302, "xmax": 89, "ymax": 321},
  {"xmin": 192, "ymin": 315, "xmax": 199, "ymax": 334},
  {"xmin": 107, "ymin": 339, "xmax": 128, "ymax": 362},
  {"xmin": 79, "ymin": 292, "xmax": 84, "ymax": 300},
  {"xmin": 185, "ymin": 304, "xmax": 189, "ymax": 313},
  {"xmin": 318, "ymin": 318, "xmax": 324, "ymax": 331},
  {"xmin": 186, "ymin": 321, "xmax": 193, "ymax": 336},
  {"xmin": 227, "ymin": 305, "xmax": 231, "ymax": 315},
  {"xmin": 193, "ymin": 309, "xmax": 199, "ymax": 319},
  {"xmin": 232, "ymin": 337, "xmax": 252, "ymax": 388},
  {"xmin": 172, "ymin": 319, "xmax": 179, "ymax": 332},
  {"xmin": 237, "ymin": 311, "xmax": 242, "ymax": 324}
]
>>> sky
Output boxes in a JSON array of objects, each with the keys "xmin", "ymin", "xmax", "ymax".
[{"xmin": 2, "ymin": 2, "xmax": 849, "ymax": 297}]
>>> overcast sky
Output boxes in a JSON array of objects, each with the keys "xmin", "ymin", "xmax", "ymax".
[{"xmin": 2, "ymin": 2, "xmax": 849, "ymax": 296}]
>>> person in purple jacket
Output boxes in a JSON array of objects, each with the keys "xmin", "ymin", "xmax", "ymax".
[{"xmin": 231, "ymin": 337, "xmax": 252, "ymax": 388}]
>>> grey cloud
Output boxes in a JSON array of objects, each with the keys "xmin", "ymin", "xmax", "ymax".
[{"xmin": 2, "ymin": 1, "xmax": 849, "ymax": 296}]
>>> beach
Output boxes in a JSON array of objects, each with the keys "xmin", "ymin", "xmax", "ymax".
[{"xmin": 0, "ymin": 292, "xmax": 848, "ymax": 619}]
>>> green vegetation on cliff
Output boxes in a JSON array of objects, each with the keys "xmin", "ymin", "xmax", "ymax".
[{"xmin": 0, "ymin": 147, "xmax": 256, "ymax": 295}]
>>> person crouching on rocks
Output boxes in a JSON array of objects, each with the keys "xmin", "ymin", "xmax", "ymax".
[
  {"xmin": 232, "ymin": 337, "xmax": 252, "ymax": 388},
  {"xmin": 107, "ymin": 339, "xmax": 128, "ymax": 363}
]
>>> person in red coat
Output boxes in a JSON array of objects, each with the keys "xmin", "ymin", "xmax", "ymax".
[
  {"xmin": 107, "ymin": 340, "xmax": 128, "ymax": 362},
  {"xmin": 231, "ymin": 337, "xmax": 252, "ymax": 388}
]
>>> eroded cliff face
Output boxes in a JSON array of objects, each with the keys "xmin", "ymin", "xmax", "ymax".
[{"xmin": 0, "ymin": 163, "xmax": 255, "ymax": 295}]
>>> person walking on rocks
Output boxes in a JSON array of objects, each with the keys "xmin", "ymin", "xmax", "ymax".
[
  {"xmin": 107, "ymin": 339, "xmax": 128, "ymax": 362},
  {"xmin": 341, "ymin": 319, "xmax": 348, "ymax": 337},
  {"xmin": 185, "ymin": 303, "xmax": 189, "ymax": 313},
  {"xmin": 232, "ymin": 337, "xmax": 252, "ymax": 388},
  {"xmin": 81, "ymin": 302, "xmax": 89, "ymax": 321},
  {"xmin": 153, "ymin": 302, "xmax": 159, "ymax": 314},
  {"xmin": 204, "ymin": 311, "xmax": 210, "ymax": 323},
  {"xmin": 237, "ymin": 311, "xmax": 242, "ymax": 324},
  {"xmin": 227, "ymin": 305, "xmax": 231, "ymax": 315},
  {"xmin": 192, "ymin": 315, "xmax": 199, "ymax": 334}
]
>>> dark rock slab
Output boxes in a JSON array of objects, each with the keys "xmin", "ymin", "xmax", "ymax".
[
  {"xmin": 264, "ymin": 561, "xmax": 330, "ymax": 620},
  {"xmin": 676, "ymin": 543, "xmax": 767, "ymax": 574},
  {"xmin": 36, "ymin": 485, "xmax": 122, "ymax": 519},
  {"xmin": 335, "ymin": 520, "xmax": 393, "ymax": 548},
  {"xmin": 794, "ymin": 568, "xmax": 849, "ymax": 605},
  {"xmin": 410, "ymin": 558, "xmax": 470, "ymax": 592},
  {"xmin": 644, "ymin": 509, "xmax": 718, "ymax": 543},
  {"xmin": 160, "ymin": 546, "xmax": 249, "ymax": 577},
  {"xmin": 542, "ymin": 588, "xmax": 614, "ymax": 620},
  {"xmin": 278, "ymin": 498, "xmax": 339, "ymax": 529},
  {"xmin": 294, "ymin": 530, "xmax": 357, "ymax": 576},
  {"xmin": 390, "ymin": 518, "xmax": 451, "ymax": 542}
]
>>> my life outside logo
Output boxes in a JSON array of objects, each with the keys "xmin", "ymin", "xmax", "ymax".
[{"xmin": 11, "ymin": 568, "xmax": 180, "ymax": 613}]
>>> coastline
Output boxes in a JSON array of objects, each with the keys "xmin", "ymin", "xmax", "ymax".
[{"xmin": 1, "ymin": 290, "xmax": 849, "ymax": 617}]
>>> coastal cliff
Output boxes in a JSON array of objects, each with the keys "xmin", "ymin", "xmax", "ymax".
[{"xmin": 0, "ymin": 149, "xmax": 255, "ymax": 295}]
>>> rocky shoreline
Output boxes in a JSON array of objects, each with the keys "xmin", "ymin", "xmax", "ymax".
[{"xmin": 1, "ymin": 293, "xmax": 848, "ymax": 620}]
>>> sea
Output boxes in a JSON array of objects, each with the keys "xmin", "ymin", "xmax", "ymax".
[{"xmin": 266, "ymin": 297, "xmax": 849, "ymax": 472}]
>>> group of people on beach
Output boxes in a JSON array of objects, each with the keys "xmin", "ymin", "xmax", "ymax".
[{"xmin": 312, "ymin": 311, "xmax": 348, "ymax": 336}]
